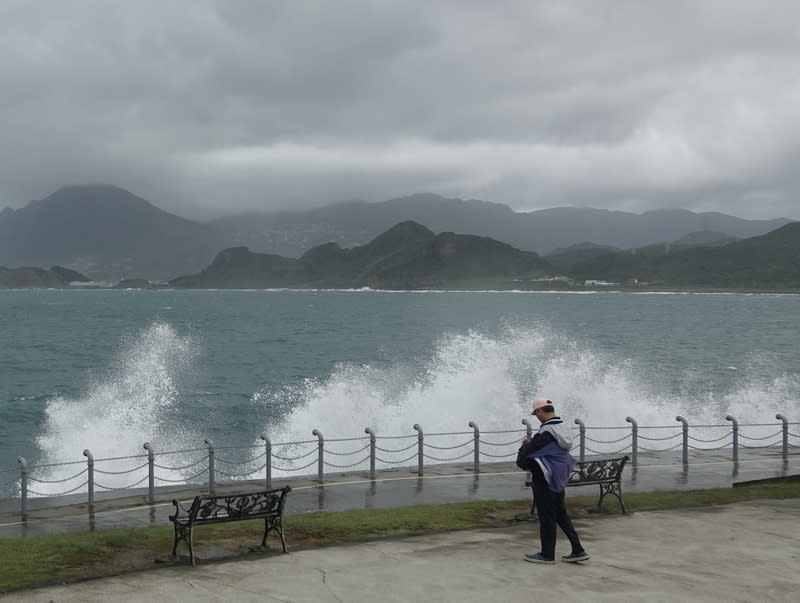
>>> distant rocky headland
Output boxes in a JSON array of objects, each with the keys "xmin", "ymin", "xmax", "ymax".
[
  {"xmin": 167, "ymin": 219, "xmax": 800, "ymax": 291},
  {"xmin": 170, "ymin": 221, "xmax": 551, "ymax": 290},
  {"xmin": 0, "ymin": 265, "xmax": 91, "ymax": 289},
  {"xmin": 3, "ymin": 219, "xmax": 799, "ymax": 292}
]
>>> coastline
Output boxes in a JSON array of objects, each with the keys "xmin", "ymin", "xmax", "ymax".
[{"xmin": 3, "ymin": 285, "xmax": 800, "ymax": 294}]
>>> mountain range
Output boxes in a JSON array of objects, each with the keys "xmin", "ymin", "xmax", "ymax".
[
  {"xmin": 3, "ymin": 218, "xmax": 799, "ymax": 290},
  {"xmin": 172, "ymin": 219, "xmax": 800, "ymax": 290},
  {"xmin": 0, "ymin": 184, "xmax": 792, "ymax": 281},
  {"xmin": 171, "ymin": 221, "xmax": 552, "ymax": 289}
]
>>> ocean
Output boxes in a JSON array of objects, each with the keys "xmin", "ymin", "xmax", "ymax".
[{"xmin": 1, "ymin": 289, "xmax": 799, "ymax": 496}]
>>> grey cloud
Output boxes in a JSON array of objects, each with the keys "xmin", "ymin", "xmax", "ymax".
[{"xmin": 1, "ymin": 0, "xmax": 799, "ymax": 220}]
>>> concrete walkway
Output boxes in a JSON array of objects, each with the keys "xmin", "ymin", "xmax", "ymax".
[
  {"xmin": 2, "ymin": 450, "xmax": 797, "ymax": 539},
  {"xmin": 4, "ymin": 499, "xmax": 799, "ymax": 602}
]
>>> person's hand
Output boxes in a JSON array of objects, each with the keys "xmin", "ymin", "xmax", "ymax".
[{"xmin": 521, "ymin": 437, "xmax": 530, "ymax": 445}]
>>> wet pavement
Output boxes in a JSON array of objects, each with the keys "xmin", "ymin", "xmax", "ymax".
[{"xmin": 0, "ymin": 448, "xmax": 796, "ymax": 539}]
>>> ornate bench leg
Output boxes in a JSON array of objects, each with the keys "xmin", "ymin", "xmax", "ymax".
[
  {"xmin": 597, "ymin": 483, "xmax": 605, "ymax": 509},
  {"xmin": 171, "ymin": 523, "xmax": 180, "ymax": 559},
  {"xmin": 263, "ymin": 516, "xmax": 288, "ymax": 552},
  {"xmin": 262, "ymin": 517, "xmax": 271, "ymax": 548},
  {"xmin": 277, "ymin": 516, "xmax": 287, "ymax": 553},
  {"xmin": 171, "ymin": 522, "xmax": 196, "ymax": 564},
  {"xmin": 188, "ymin": 528, "xmax": 196, "ymax": 566},
  {"xmin": 617, "ymin": 479, "xmax": 627, "ymax": 514},
  {"xmin": 599, "ymin": 480, "xmax": 626, "ymax": 513}
]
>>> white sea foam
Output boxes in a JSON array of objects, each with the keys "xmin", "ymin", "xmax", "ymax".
[
  {"xmin": 34, "ymin": 323, "xmax": 200, "ymax": 493},
  {"xmin": 29, "ymin": 321, "xmax": 800, "ymax": 492},
  {"xmin": 258, "ymin": 325, "xmax": 800, "ymax": 475}
]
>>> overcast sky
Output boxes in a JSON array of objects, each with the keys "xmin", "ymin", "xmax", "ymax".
[{"xmin": 1, "ymin": 1, "xmax": 799, "ymax": 220}]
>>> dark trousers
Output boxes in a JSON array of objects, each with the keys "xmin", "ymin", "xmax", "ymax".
[{"xmin": 531, "ymin": 465, "xmax": 584, "ymax": 560}]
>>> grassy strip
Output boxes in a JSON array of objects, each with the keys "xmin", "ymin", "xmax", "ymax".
[{"xmin": 1, "ymin": 482, "xmax": 799, "ymax": 592}]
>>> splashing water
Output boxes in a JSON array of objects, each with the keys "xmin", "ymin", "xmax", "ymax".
[
  {"xmin": 34, "ymin": 323, "xmax": 199, "ymax": 491},
  {"xmin": 26, "ymin": 320, "xmax": 800, "ymax": 491},
  {"xmin": 257, "ymin": 324, "xmax": 799, "ymax": 474}
]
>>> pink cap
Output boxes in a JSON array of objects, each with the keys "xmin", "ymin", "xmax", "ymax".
[{"xmin": 531, "ymin": 397, "xmax": 552, "ymax": 414}]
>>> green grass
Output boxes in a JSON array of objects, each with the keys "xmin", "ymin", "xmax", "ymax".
[{"xmin": 1, "ymin": 482, "xmax": 799, "ymax": 593}]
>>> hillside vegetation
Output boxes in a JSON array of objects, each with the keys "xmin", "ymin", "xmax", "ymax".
[
  {"xmin": 172, "ymin": 220, "xmax": 800, "ymax": 291},
  {"xmin": 171, "ymin": 221, "xmax": 553, "ymax": 289},
  {"xmin": 571, "ymin": 222, "xmax": 800, "ymax": 288}
]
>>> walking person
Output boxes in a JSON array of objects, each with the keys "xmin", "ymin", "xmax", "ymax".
[{"xmin": 517, "ymin": 397, "xmax": 589, "ymax": 564}]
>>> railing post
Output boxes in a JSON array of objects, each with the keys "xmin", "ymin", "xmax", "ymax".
[
  {"xmin": 83, "ymin": 449, "xmax": 95, "ymax": 511},
  {"xmin": 364, "ymin": 427, "xmax": 376, "ymax": 480},
  {"xmin": 676, "ymin": 416, "xmax": 689, "ymax": 466},
  {"xmin": 776, "ymin": 414, "xmax": 788, "ymax": 461},
  {"xmin": 726, "ymin": 415, "xmax": 739, "ymax": 463},
  {"xmin": 522, "ymin": 418, "xmax": 532, "ymax": 439},
  {"xmin": 574, "ymin": 418, "xmax": 586, "ymax": 463},
  {"xmin": 413, "ymin": 424, "xmax": 424, "ymax": 476},
  {"xmin": 625, "ymin": 417, "xmax": 638, "ymax": 467},
  {"xmin": 17, "ymin": 457, "xmax": 28, "ymax": 521},
  {"xmin": 312, "ymin": 429, "xmax": 324, "ymax": 484},
  {"xmin": 260, "ymin": 434, "xmax": 272, "ymax": 489},
  {"xmin": 204, "ymin": 439, "xmax": 215, "ymax": 495},
  {"xmin": 143, "ymin": 442, "xmax": 155, "ymax": 504},
  {"xmin": 468, "ymin": 421, "xmax": 480, "ymax": 474}
]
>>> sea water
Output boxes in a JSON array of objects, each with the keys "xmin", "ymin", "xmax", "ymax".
[{"xmin": 1, "ymin": 289, "xmax": 798, "ymax": 495}]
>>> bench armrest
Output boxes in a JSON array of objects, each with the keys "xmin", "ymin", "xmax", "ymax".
[{"xmin": 169, "ymin": 498, "xmax": 193, "ymax": 522}]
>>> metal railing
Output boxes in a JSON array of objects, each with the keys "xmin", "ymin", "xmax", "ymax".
[{"xmin": 4, "ymin": 412, "xmax": 797, "ymax": 521}]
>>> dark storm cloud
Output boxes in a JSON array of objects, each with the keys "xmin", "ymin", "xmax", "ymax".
[{"xmin": 1, "ymin": 0, "xmax": 799, "ymax": 219}]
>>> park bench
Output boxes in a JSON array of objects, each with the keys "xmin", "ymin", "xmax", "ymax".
[
  {"xmin": 524, "ymin": 455, "xmax": 629, "ymax": 515},
  {"xmin": 169, "ymin": 485, "xmax": 291, "ymax": 565}
]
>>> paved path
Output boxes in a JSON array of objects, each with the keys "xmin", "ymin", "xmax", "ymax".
[{"xmin": 4, "ymin": 500, "xmax": 799, "ymax": 602}]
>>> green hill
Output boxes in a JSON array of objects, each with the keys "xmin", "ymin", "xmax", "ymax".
[
  {"xmin": 571, "ymin": 222, "xmax": 800, "ymax": 288},
  {"xmin": 171, "ymin": 221, "xmax": 553, "ymax": 289}
]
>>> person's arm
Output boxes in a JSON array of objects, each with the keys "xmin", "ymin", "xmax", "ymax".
[{"xmin": 519, "ymin": 430, "xmax": 556, "ymax": 456}]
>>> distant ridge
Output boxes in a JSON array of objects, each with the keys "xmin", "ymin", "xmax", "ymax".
[
  {"xmin": 171, "ymin": 221, "xmax": 553, "ymax": 289},
  {"xmin": 0, "ymin": 184, "xmax": 792, "ymax": 281},
  {"xmin": 209, "ymin": 193, "xmax": 792, "ymax": 258}
]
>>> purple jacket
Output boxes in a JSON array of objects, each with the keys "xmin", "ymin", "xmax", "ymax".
[{"xmin": 526, "ymin": 441, "xmax": 576, "ymax": 493}]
